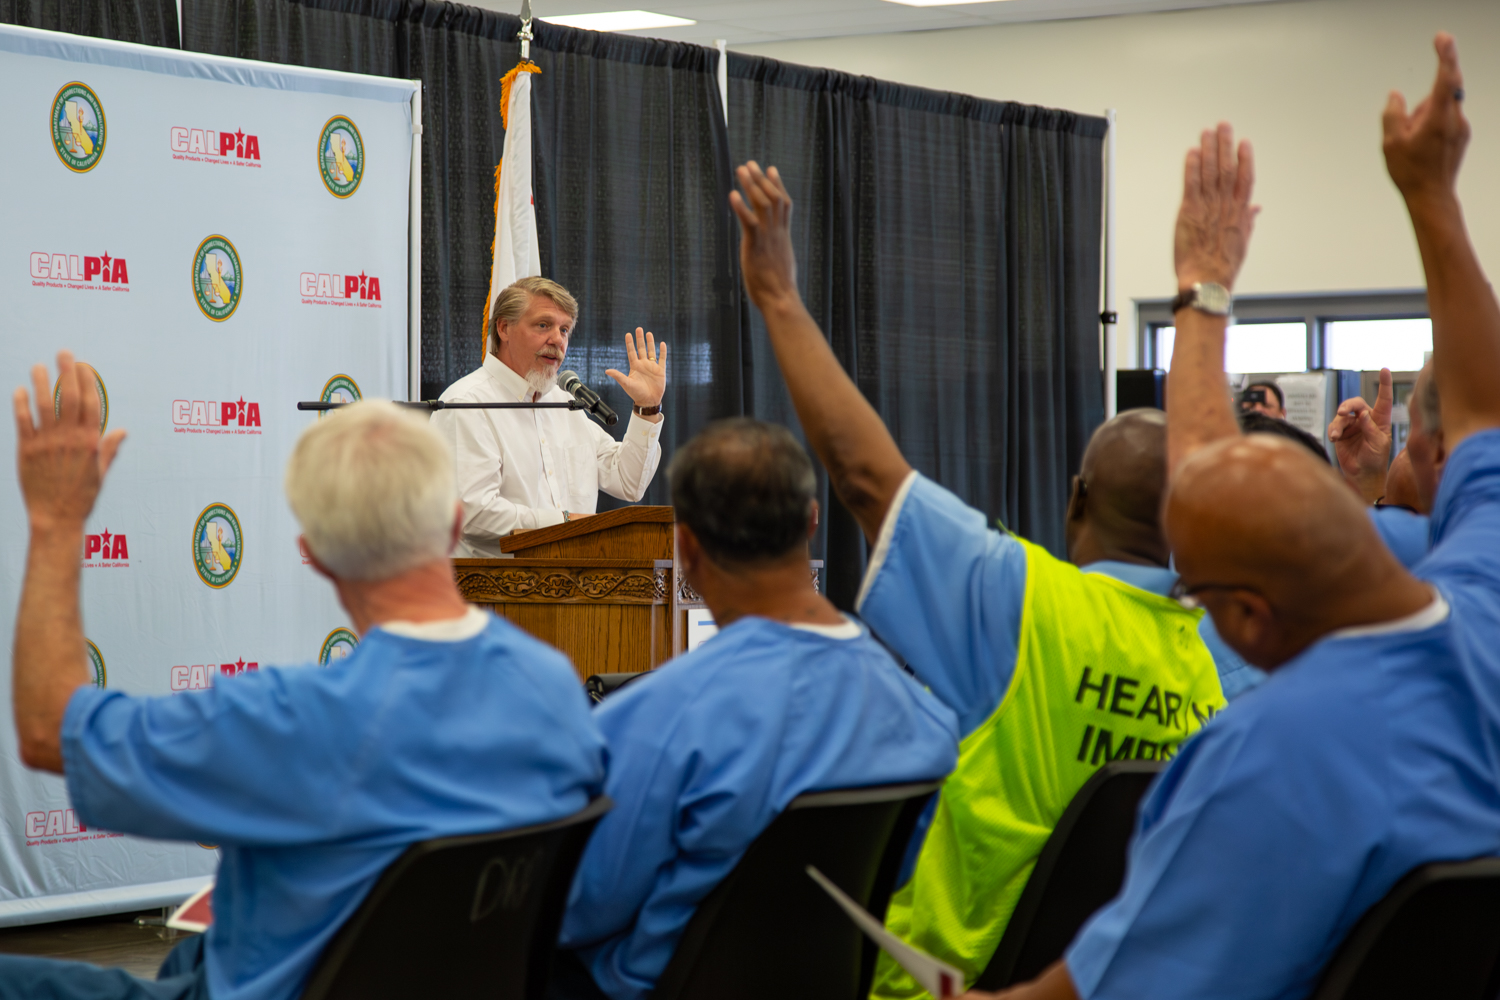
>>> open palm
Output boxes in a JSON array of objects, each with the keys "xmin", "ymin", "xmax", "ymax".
[{"xmin": 605, "ymin": 327, "xmax": 667, "ymax": 408}]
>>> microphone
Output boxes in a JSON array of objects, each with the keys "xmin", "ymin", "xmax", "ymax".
[{"xmin": 558, "ymin": 370, "xmax": 619, "ymax": 426}]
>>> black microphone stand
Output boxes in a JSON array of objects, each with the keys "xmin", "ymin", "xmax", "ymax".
[{"xmin": 296, "ymin": 400, "xmax": 588, "ymax": 412}]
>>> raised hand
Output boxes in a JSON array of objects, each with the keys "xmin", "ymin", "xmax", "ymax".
[
  {"xmin": 1383, "ymin": 33, "xmax": 1468, "ymax": 205},
  {"xmin": 604, "ymin": 327, "xmax": 666, "ymax": 411},
  {"xmin": 13, "ymin": 351, "xmax": 125, "ymax": 532},
  {"xmin": 1327, "ymin": 367, "xmax": 1393, "ymax": 503},
  {"xmin": 730, "ymin": 161, "xmax": 800, "ymax": 312},
  {"xmin": 1174, "ymin": 123, "xmax": 1259, "ymax": 292}
]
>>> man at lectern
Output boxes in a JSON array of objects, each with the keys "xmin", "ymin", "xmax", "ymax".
[{"xmin": 430, "ymin": 276, "xmax": 667, "ymax": 556}]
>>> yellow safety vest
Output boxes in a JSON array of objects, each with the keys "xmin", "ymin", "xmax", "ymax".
[{"xmin": 872, "ymin": 539, "xmax": 1227, "ymax": 999}]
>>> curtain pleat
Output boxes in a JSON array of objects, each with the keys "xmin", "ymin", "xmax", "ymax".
[{"xmin": 1, "ymin": 0, "xmax": 179, "ymax": 47}]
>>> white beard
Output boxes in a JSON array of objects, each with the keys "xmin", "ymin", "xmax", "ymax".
[{"xmin": 525, "ymin": 367, "xmax": 558, "ymax": 397}]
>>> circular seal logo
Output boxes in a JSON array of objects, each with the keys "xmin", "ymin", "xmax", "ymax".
[
  {"xmin": 318, "ymin": 374, "xmax": 362, "ymax": 420},
  {"xmin": 193, "ymin": 502, "xmax": 243, "ymax": 589},
  {"xmin": 52, "ymin": 363, "xmax": 108, "ymax": 433},
  {"xmin": 320, "ymin": 627, "xmax": 359, "ymax": 666},
  {"xmin": 318, "ymin": 116, "xmax": 364, "ymax": 198},
  {"xmin": 51, "ymin": 82, "xmax": 105, "ymax": 173},
  {"xmin": 84, "ymin": 639, "xmax": 106, "ymax": 688},
  {"xmin": 193, "ymin": 235, "xmax": 243, "ymax": 322}
]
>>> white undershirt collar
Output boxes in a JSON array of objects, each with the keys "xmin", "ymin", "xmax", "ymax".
[
  {"xmin": 377, "ymin": 606, "xmax": 491, "ymax": 642},
  {"xmin": 1325, "ymin": 589, "xmax": 1450, "ymax": 641},
  {"xmin": 787, "ymin": 615, "xmax": 862, "ymax": 640}
]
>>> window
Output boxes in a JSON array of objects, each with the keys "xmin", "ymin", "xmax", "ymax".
[
  {"xmin": 1137, "ymin": 290, "xmax": 1429, "ymax": 374},
  {"xmin": 1324, "ymin": 318, "xmax": 1432, "ymax": 372},
  {"xmin": 1154, "ymin": 322, "xmax": 1309, "ymax": 374}
]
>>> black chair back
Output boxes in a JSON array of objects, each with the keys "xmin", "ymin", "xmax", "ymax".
[
  {"xmin": 300, "ymin": 796, "xmax": 612, "ymax": 1000},
  {"xmin": 975, "ymin": 761, "xmax": 1163, "ymax": 990},
  {"xmin": 650, "ymin": 780, "xmax": 941, "ymax": 1000},
  {"xmin": 1310, "ymin": 857, "xmax": 1500, "ymax": 1000},
  {"xmin": 584, "ymin": 672, "xmax": 648, "ymax": 703}
]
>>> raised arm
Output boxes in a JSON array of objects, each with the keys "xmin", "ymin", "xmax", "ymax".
[
  {"xmin": 1383, "ymin": 33, "xmax": 1500, "ymax": 448},
  {"xmin": 12, "ymin": 352, "xmax": 125, "ymax": 772},
  {"xmin": 1165, "ymin": 124, "xmax": 1259, "ymax": 476},
  {"xmin": 730, "ymin": 162, "xmax": 911, "ymax": 543}
]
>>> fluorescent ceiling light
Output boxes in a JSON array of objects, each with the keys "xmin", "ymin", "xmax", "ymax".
[
  {"xmin": 543, "ymin": 10, "xmax": 697, "ymax": 30},
  {"xmin": 881, "ymin": 0, "xmax": 1016, "ymax": 5}
]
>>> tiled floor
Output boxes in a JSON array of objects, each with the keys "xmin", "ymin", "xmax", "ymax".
[{"xmin": 0, "ymin": 910, "xmax": 196, "ymax": 979}]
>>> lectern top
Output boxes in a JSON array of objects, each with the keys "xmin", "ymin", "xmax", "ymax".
[{"xmin": 498, "ymin": 505, "xmax": 674, "ymax": 555}]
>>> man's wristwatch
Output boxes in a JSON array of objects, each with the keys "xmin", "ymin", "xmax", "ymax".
[
  {"xmin": 634, "ymin": 404, "xmax": 662, "ymax": 417},
  {"xmin": 1170, "ymin": 282, "xmax": 1232, "ymax": 317}
]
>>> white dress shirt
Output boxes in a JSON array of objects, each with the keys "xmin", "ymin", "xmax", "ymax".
[{"xmin": 430, "ymin": 355, "xmax": 664, "ymax": 557}]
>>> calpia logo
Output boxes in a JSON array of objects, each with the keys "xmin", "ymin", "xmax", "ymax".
[
  {"xmin": 82, "ymin": 528, "xmax": 129, "ymax": 568},
  {"xmin": 169, "ymin": 125, "xmax": 262, "ymax": 167},
  {"xmin": 193, "ymin": 235, "xmax": 242, "ymax": 322},
  {"xmin": 318, "ymin": 374, "xmax": 361, "ymax": 420},
  {"xmin": 318, "ymin": 116, "xmax": 364, "ymax": 198},
  {"xmin": 30, "ymin": 250, "xmax": 129, "ymax": 292},
  {"xmin": 172, "ymin": 397, "xmax": 262, "ymax": 436},
  {"xmin": 85, "ymin": 639, "xmax": 106, "ymax": 688},
  {"xmin": 320, "ymin": 628, "xmax": 358, "ymax": 666},
  {"xmin": 26, "ymin": 809, "xmax": 86, "ymax": 838},
  {"xmin": 299, "ymin": 270, "xmax": 382, "ymax": 308},
  {"xmin": 171, "ymin": 657, "xmax": 258, "ymax": 692},
  {"xmin": 193, "ymin": 503, "xmax": 242, "ymax": 589},
  {"xmin": 51, "ymin": 82, "xmax": 105, "ymax": 173},
  {"xmin": 52, "ymin": 363, "xmax": 108, "ymax": 433}
]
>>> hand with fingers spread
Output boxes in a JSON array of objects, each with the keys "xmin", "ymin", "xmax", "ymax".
[
  {"xmin": 14, "ymin": 350, "xmax": 126, "ymax": 532},
  {"xmin": 1174, "ymin": 123, "xmax": 1260, "ymax": 293},
  {"xmin": 1328, "ymin": 367, "xmax": 1394, "ymax": 504},
  {"xmin": 730, "ymin": 161, "xmax": 800, "ymax": 313},
  {"xmin": 605, "ymin": 327, "xmax": 667, "ymax": 415},
  {"xmin": 1383, "ymin": 33, "xmax": 1469, "ymax": 206}
]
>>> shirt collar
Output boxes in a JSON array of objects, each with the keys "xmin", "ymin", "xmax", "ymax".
[
  {"xmin": 482, "ymin": 353, "xmax": 534, "ymax": 402},
  {"xmin": 1082, "ymin": 560, "xmax": 1177, "ymax": 597}
]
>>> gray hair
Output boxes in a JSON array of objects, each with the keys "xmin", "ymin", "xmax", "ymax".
[
  {"xmin": 284, "ymin": 400, "xmax": 456, "ymax": 581},
  {"xmin": 1413, "ymin": 364, "xmax": 1441, "ymax": 435}
]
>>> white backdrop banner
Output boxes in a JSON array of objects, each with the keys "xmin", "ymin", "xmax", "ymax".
[{"xmin": 0, "ymin": 25, "xmax": 416, "ymax": 926}]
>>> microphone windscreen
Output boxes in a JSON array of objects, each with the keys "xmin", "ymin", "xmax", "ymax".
[{"xmin": 558, "ymin": 370, "xmax": 582, "ymax": 392}]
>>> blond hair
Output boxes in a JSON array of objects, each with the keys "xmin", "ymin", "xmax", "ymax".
[
  {"xmin": 284, "ymin": 400, "xmax": 456, "ymax": 581},
  {"xmin": 488, "ymin": 276, "xmax": 579, "ymax": 355}
]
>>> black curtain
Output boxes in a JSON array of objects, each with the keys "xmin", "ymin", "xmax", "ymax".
[
  {"xmin": 1, "ymin": 0, "xmax": 178, "ymax": 46},
  {"xmin": 728, "ymin": 55, "xmax": 1106, "ymax": 607}
]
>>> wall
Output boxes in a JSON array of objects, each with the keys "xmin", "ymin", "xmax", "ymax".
[{"xmin": 734, "ymin": 0, "xmax": 1500, "ymax": 367}]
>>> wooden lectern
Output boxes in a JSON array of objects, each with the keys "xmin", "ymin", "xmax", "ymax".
[
  {"xmin": 453, "ymin": 506, "xmax": 823, "ymax": 680},
  {"xmin": 452, "ymin": 506, "xmax": 680, "ymax": 680}
]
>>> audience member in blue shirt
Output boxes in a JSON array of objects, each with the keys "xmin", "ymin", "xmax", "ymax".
[
  {"xmin": 2, "ymin": 388, "xmax": 604, "ymax": 1000},
  {"xmin": 550, "ymin": 418, "xmax": 958, "ymax": 1000},
  {"xmin": 967, "ymin": 40, "xmax": 1500, "ymax": 1000}
]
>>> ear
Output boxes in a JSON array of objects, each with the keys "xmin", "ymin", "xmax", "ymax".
[
  {"xmin": 807, "ymin": 500, "xmax": 821, "ymax": 539},
  {"xmin": 675, "ymin": 522, "xmax": 700, "ymax": 569},
  {"xmin": 1208, "ymin": 589, "xmax": 1278, "ymax": 668},
  {"xmin": 449, "ymin": 501, "xmax": 464, "ymax": 554},
  {"xmin": 299, "ymin": 536, "xmax": 334, "ymax": 582},
  {"xmin": 1066, "ymin": 475, "xmax": 1087, "ymax": 523},
  {"xmin": 1433, "ymin": 428, "xmax": 1448, "ymax": 469}
]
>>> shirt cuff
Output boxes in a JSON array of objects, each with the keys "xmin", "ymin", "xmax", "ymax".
[
  {"xmin": 531, "ymin": 508, "xmax": 568, "ymax": 529},
  {"xmin": 625, "ymin": 411, "xmax": 664, "ymax": 442},
  {"xmin": 60, "ymin": 686, "xmax": 109, "ymax": 821},
  {"xmin": 855, "ymin": 470, "xmax": 919, "ymax": 611}
]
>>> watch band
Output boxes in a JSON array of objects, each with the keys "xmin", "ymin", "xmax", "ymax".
[{"xmin": 634, "ymin": 404, "xmax": 662, "ymax": 417}]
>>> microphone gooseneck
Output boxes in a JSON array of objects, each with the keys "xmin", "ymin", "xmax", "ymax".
[{"xmin": 558, "ymin": 370, "xmax": 619, "ymax": 426}]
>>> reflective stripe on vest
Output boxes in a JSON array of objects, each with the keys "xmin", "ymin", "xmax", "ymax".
[{"xmin": 872, "ymin": 539, "xmax": 1228, "ymax": 999}]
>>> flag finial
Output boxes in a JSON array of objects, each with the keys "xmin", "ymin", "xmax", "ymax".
[{"xmin": 519, "ymin": 0, "xmax": 533, "ymax": 59}]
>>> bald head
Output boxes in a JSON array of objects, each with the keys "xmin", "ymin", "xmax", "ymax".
[
  {"xmin": 1067, "ymin": 409, "xmax": 1170, "ymax": 566},
  {"xmin": 1165, "ymin": 435, "xmax": 1415, "ymax": 667}
]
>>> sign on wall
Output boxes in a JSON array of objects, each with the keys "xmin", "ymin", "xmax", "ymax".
[{"xmin": 0, "ymin": 24, "xmax": 417, "ymax": 926}]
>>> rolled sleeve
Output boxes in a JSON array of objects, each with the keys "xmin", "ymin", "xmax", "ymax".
[
  {"xmin": 595, "ymin": 413, "xmax": 663, "ymax": 503},
  {"xmin": 855, "ymin": 473, "xmax": 1026, "ymax": 737}
]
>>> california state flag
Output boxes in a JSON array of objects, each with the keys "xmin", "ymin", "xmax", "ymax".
[{"xmin": 483, "ymin": 59, "xmax": 542, "ymax": 351}]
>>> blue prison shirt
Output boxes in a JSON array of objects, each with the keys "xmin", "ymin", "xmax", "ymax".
[
  {"xmin": 557, "ymin": 615, "xmax": 959, "ymax": 1000},
  {"xmin": 61, "ymin": 615, "xmax": 606, "ymax": 1000}
]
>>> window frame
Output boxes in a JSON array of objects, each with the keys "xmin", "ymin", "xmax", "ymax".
[{"xmin": 1136, "ymin": 289, "xmax": 1430, "ymax": 371}]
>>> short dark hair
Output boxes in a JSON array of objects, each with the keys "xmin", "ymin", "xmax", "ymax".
[
  {"xmin": 669, "ymin": 418, "xmax": 816, "ymax": 566},
  {"xmin": 1246, "ymin": 381, "xmax": 1285, "ymax": 409},
  {"xmin": 1238, "ymin": 411, "xmax": 1330, "ymax": 464}
]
